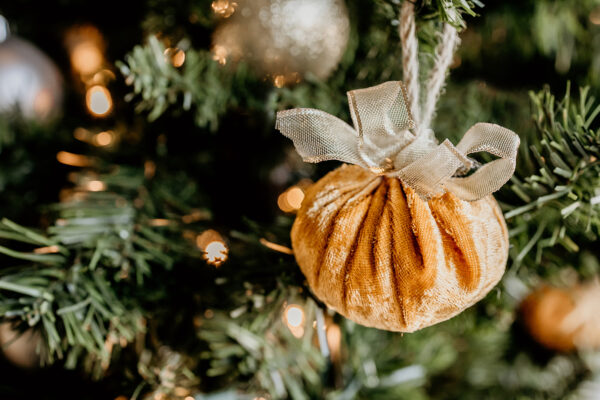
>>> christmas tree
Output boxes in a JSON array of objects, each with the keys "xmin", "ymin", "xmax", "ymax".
[{"xmin": 0, "ymin": 0, "xmax": 600, "ymax": 399}]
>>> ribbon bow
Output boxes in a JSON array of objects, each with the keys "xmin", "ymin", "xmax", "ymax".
[{"xmin": 275, "ymin": 81, "xmax": 520, "ymax": 201}]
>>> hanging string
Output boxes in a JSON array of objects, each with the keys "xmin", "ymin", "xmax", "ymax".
[
  {"xmin": 420, "ymin": 24, "xmax": 459, "ymax": 136},
  {"xmin": 399, "ymin": 1, "xmax": 420, "ymax": 123},
  {"xmin": 399, "ymin": 2, "xmax": 459, "ymax": 139},
  {"xmin": 275, "ymin": 2, "xmax": 520, "ymax": 201}
]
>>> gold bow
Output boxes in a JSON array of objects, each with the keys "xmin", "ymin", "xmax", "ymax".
[{"xmin": 275, "ymin": 81, "xmax": 520, "ymax": 201}]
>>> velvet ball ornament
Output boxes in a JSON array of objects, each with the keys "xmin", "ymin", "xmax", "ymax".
[
  {"xmin": 291, "ymin": 164, "xmax": 509, "ymax": 332},
  {"xmin": 276, "ymin": 81, "xmax": 519, "ymax": 332}
]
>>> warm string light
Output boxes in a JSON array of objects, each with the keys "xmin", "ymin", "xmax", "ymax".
[
  {"xmin": 74, "ymin": 127, "xmax": 115, "ymax": 147},
  {"xmin": 277, "ymin": 186, "xmax": 305, "ymax": 213},
  {"xmin": 212, "ymin": 0, "xmax": 238, "ymax": 18},
  {"xmin": 259, "ymin": 238, "xmax": 293, "ymax": 255},
  {"xmin": 86, "ymin": 180, "xmax": 106, "ymax": 192},
  {"xmin": 181, "ymin": 209, "xmax": 210, "ymax": 224},
  {"xmin": 144, "ymin": 160, "xmax": 157, "ymax": 179},
  {"xmin": 56, "ymin": 151, "xmax": 94, "ymax": 167},
  {"xmin": 86, "ymin": 85, "xmax": 113, "ymax": 117},
  {"xmin": 283, "ymin": 304, "xmax": 305, "ymax": 338},
  {"xmin": 272, "ymin": 72, "xmax": 301, "ymax": 88},
  {"xmin": 173, "ymin": 387, "xmax": 190, "ymax": 397},
  {"xmin": 150, "ymin": 219, "xmax": 171, "ymax": 227},
  {"xmin": 71, "ymin": 42, "xmax": 103, "ymax": 76},
  {"xmin": 33, "ymin": 245, "xmax": 60, "ymax": 254},
  {"xmin": 196, "ymin": 230, "xmax": 229, "ymax": 266},
  {"xmin": 164, "ymin": 47, "xmax": 186, "ymax": 68},
  {"xmin": 65, "ymin": 25, "xmax": 106, "ymax": 77},
  {"xmin": 273, "ymin": 75, "xmax": 286, "ymax": 88},
  {"xmin": 211, "ymin": 44, "xmax": 229, "ymax": 65},
  {"xmin": 94, "ymin": 130, "xmax": 113, "ymax": 146},
  {"xmin": 326, "ymin": 323, "xmax": 342, "ymax": 362},
  {"xmin": 65, "ymin": 25, "xmax": 115, "ymax": 118}
]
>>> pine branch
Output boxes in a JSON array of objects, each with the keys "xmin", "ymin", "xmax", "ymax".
[
  {"xmin": 117, "ymin": 36, "xmax": 234, "ymax": 131},
  {"xmin": 0, "ymin": 166, "xmax": 205, "ymax": 376},
  {"xmin": 417, "ymin": 0, "xmax": 484, "ymax": 29},
  {"xmin": 505, "ymin": 84, "xmax": 600, "ymax": 269}
]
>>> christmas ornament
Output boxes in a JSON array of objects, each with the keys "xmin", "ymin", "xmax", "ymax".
[
  {"xmin": 275, "ymin": 3, "xmax": 520, "ymax": 332},
  {"xmin": 521, "ymin": 282, "xmax": 600, "ymax": 352},
  {"xmin": 0, "ymin": 323, "xmax": 40, "ymax": 368},
  {"xmin": 211, "ymin": 0, "xmax": 350, "ymax": 85},
  {"xmin": 0, "ymin": 16, "xmax": 63, "ymax": 121}
]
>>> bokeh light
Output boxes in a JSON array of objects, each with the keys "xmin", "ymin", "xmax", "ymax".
[
  {"xmin": 164, "ymin": 47, "xmax": 186, "ymax": 67},
  {"xmin": 284, "ymin": 304, "xmax": 305, "ymax": 338},
  {"xmin": 196, "ymin": 230, "xmax": 229, "ymax": 267},
  {"xmin": 86, "ymin": 85, "xmax": 112, "ymax": 117},
  {"xmin": 277, "ymin": 185, "xmax": 305, "ymax": 213}
]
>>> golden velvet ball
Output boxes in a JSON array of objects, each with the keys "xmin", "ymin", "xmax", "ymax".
[
  {"xmin": 521, "ymin": 284, "xmax": 600, "ymax": 352},
  {"xmin": 291, "ymin": 164, "xmax": 509, "ymax": 332}
]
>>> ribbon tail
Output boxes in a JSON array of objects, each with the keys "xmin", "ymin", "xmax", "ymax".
[
  {"xmin": 275, "ymin": 108, "xmax": 366, "ymax": 166},
  {"xmin": 444, "ymin": 159, "xmax": 516, "ymax": 201},
  {"xmin": 394, "ymin": 122, "xmax": 519, "ymax": 200},
  {"xmin": 445, "ymin": 123, "xmax": 520, "ymax": 201}
]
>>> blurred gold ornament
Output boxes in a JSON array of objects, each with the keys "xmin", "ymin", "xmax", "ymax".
[
  {"xmin": 0, "ymin": 16, "xmax": 63, "ymax": 122},
  {"xmin": 212, "ymin": 0, "xmax": 349, "ymax": 84},
  {"xmin": 86, "ymin": 85, "xmax": 112, "ymax": 117},
  {"xmin": 164, "ymin": 47, "xmax": 186, "ymax": 68},
  {"xmin": 521, "ymin": 282, "xmax": 600, "ymax": 352},
  {"xmin": 0, "ymin": 323, "xmax": 40, "ymax": 368},
  {"xmin": 196, "ymin": 229, "xmax": 228, "ymax": 266}
]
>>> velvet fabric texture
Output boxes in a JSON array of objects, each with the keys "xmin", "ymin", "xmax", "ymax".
[{"xmin": 291, "ymin": 164, "xmax": 509, "ymax": 332}]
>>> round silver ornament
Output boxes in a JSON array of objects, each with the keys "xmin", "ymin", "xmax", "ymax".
[
  {"xmin": 212, "ymin": 0, "xmax": 350, "ymax": 85},
  {"xmin": 0, "ymin": 16, "xmax": 63, "ymax": 122}
]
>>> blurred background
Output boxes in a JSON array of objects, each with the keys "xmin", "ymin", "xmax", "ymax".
[{"xmin": 0, "ymin": 0, "xmax": 599, "ymax": 399}]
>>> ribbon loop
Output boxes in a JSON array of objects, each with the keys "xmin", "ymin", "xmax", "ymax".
[
  {"xmin": 347, "ymin": 81, "xmax": 414, "ymax": 138},
  {"xmin": 275, "ymin": 81, "xmax": 520, "ymax": 201},
  {"xmin": 275, "ymin": 108, "xmax": 366, "ymax": 166}
]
